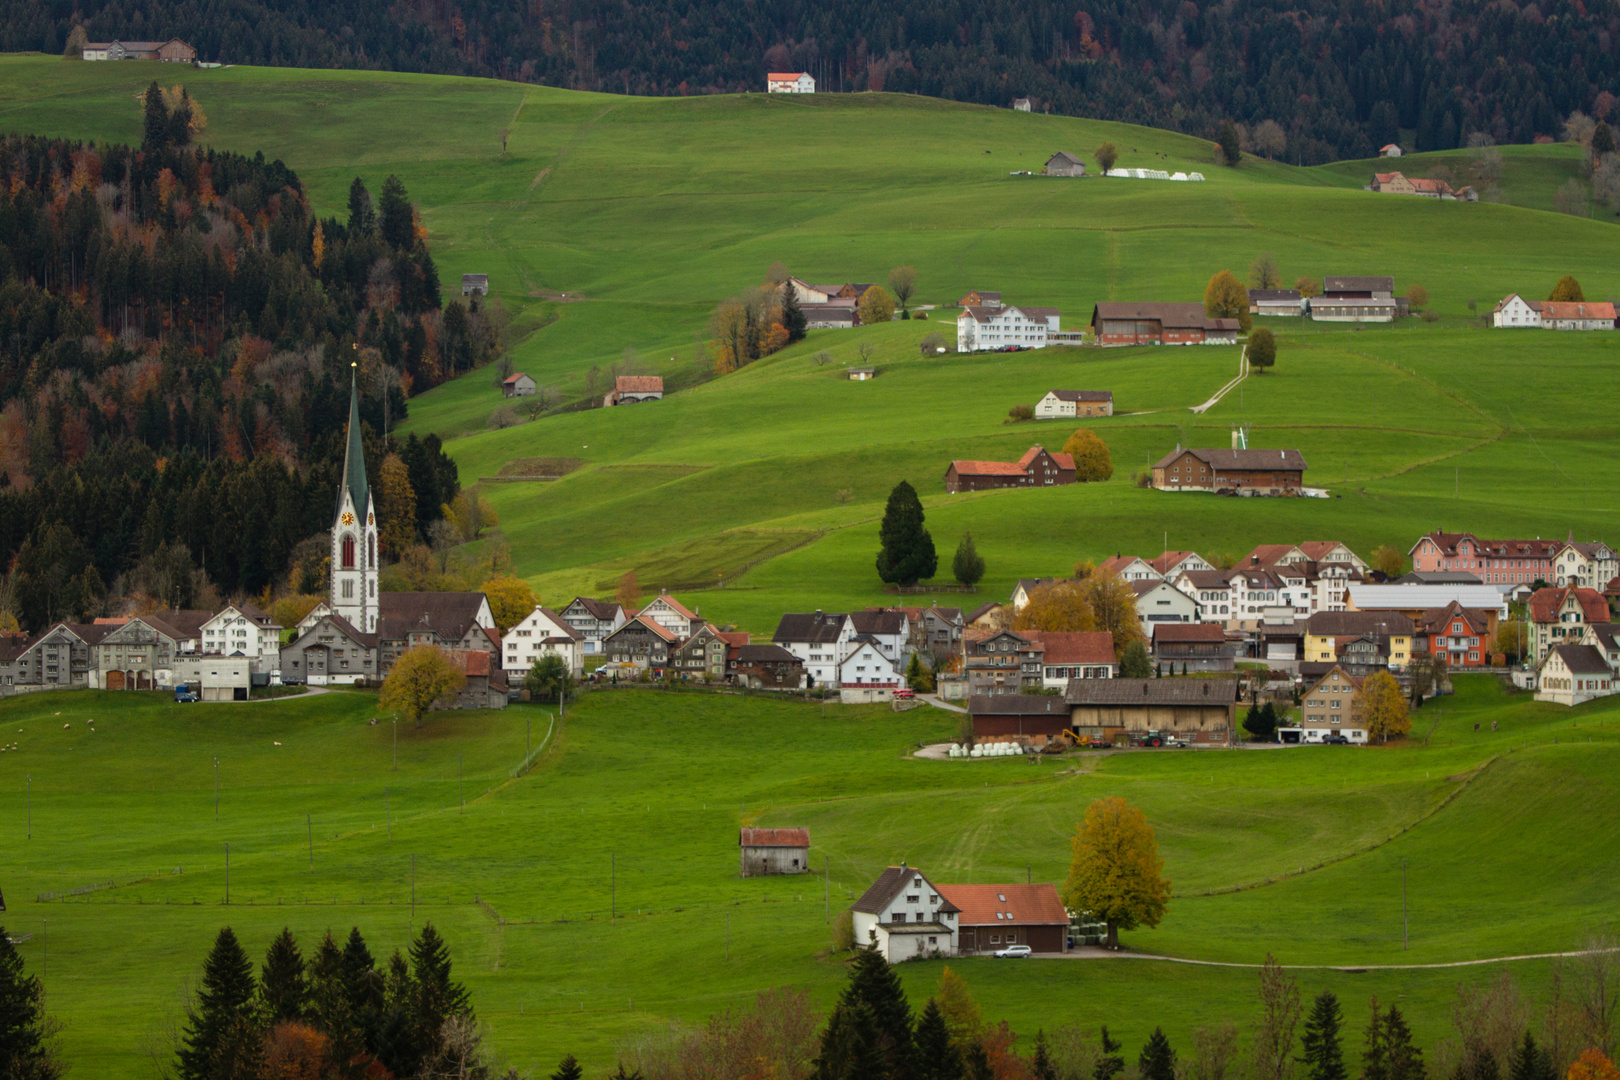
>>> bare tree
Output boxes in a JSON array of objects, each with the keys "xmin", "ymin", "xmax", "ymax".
[
  {"xmin": 888, "ymin": 265, "xmax": 918, "ymax": 315},
  {"xmin": 1592, "ymin": 155, "xmax": 1620, "ymax": 212},
  {"xmin": 1438, "ymin": 970, "xmax": 1531, "ymax": 1080},
  {"xmin": 1253, "ymin": 119, "xmax": 1287, "ymax": 160},
  {"xmin": 857, "ymin": 341, "xmax": 875, "ymax": 363},
  {"xmin": 428, "ymin": 519, "xmax": 461, "ymax": 573},
  {"xmin": 1564, "ymin": 111, "xmax": 1598, "ymax": 145},
  {"xmin": 1191, "ymin": 1022, "xmax": 1240, "ymax": 1080},
  {"xmin": 1253, "ymin": 954, "xmax": 1302, "ymax": 1080},
  {"xmin": 1249, "ymin": 252, "xmax": 1283, "ymax": 290},
  {"xmin": 765, "ymin": 261, "xmax": 791, "ymax": 285},
  {"xmin": 1554, "ymin": 178, "xmax": 1591, "ymax": 217},
  {"xmin": 376, "ymin": 364, "xmax": 404, "ymax": 435},
  {"xmin": 1572, "ymin": 929, "xmax": 1619, "ymax": 1059}
]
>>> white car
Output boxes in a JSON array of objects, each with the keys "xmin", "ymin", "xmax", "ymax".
[{"xmin": 993, "ymin": 945, "xmax": 1032, "ymax": 958}]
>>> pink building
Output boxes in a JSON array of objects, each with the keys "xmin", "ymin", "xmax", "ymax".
[{"xmin": 1408, "ymin": 532, "xmax": 1559, "ymax": 586}]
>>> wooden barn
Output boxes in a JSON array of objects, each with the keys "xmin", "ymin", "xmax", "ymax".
[{"xmin": 739, "ymin": 827, "xmax": 810, "ymax": 876}]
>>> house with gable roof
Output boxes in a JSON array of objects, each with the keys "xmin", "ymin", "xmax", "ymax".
[
  {"xmin": 501, "ymin": 372, "xmax": 536, "ymax": 397},
  {"xmin": 280, "ymin": 613, "xmax": 378, "ymax": 685},
  {"xmin": 199, "ymin": 603, "xmax": 282, "ymax": 667},
  {"xmin": 639, "ymin": 593, "xmax": 701, "ymax": 638},
  {"xmin": 558, "ymin": 597, "xmax": 626, "ymax": 656},
  {"xmin": 1043, "ymin": 151, "xmax": 1086, "ymax": 176},
  {"xmin": 1417, "ymin": 602, "xmax": 1493, "ymax": 667},
  {"xmin": 1535, "ymin": 644, "xmax": 1616, "ymax": 706},
  {"xmin": 772, "ymin": 612, "xmax": 854, "ymax": 688},
  {"xmin": 1090, "ymin": 302, "xmax": 1240, "ymax": 346},
  {"xmin": 851, "ymin": 865, "xmax": 960, "ymax": 961},
  {"xmin": 602, "ymin": 615, "xmax": 679, "ymax": 671},
  {"xmin": 957, "ymin": 304, "xmax": 1056, "ymax": 351},
  {"xmin": 1408, "ymin": 531, "xmax": 1561, "ymax": 587},
  {"xmin": 1293, "ymin": 665, "xmax": 1369, "ymax": 743},
  {"xmin": 740, "ymin": 827, "xmax": 810, "ymax": 876},
  {"xmin": 1555, "ymin": 538, "xmax": 1620, "ymax": 591},
  {"xmin": 1528, "ymin": 586, "xmax": 1611, "ymax": 664},
  {"xmin": 944, "ymin": 445, "xmax": 1075, "ymax": 493},
  {"xmin": 839, "ymin": 638, "xmax": 902, "ymax": 703},
  {"xmin": 938, "ymin": 883, "xmax": 1070, "ymax": 955},
  {"xmin": 502, "ymin": 606, "xmax": 584, "ymax": 679},
  {"xmin": 1034, "ymin": 389, "xmax": 1113, "ymax": 418},
  {"xmin": 603, "ymin": 375, "xmax": 663, "ymax": 406}
]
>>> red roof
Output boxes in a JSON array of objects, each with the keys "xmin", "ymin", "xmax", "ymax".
[
  {"xmin": 1541, "ymin": 301, "xmax": 1616, "ymax": 320},
  {"xmin": 740, "ymin": 827, "xmax": 809, "ymax": 847},
  {"xmin": 1374, "ymin": 171, "xmax": 1405, "ymax": 183},
  {"xmin": 445, "ymin": 648, "xmax": 491, "ymax": 677},
  {"xmin": 630, "ymin": 614, "xmax": 679, "ymax": 642},
  {"xmin": 1020, "ymin": 630, "xmax": 1115, "ymax": 664},
  {"xmin": 501, "ymin": 372, "xmax": 529, "ymax": 385},
  {"xmin": 935, "ymin": 883, "xmax": 1069, "ymax": 927},
  {"xmin": 767, "ymin": 72, "xmax": 809, "ymax": 80},
  {"xmin": 642, "ymin": 595, "xmax": 699, "ymax": 621},
  {"xmin": 1528, "ymin": 587, "xmax": 1610, "ymax": 625},
  {"xmin": 951, "ymin": 460, "xmax": 1028, "ymax": 476},
  {"xmin": 1050, "ymin": 451, "xmax": 1075, "ymax": 469},
  {"xmin": 1151, "ymin": 551, "xmax": 1201, "ymax": 574},
  {"xmin": 615, "ymin": 375, "xmax": 664, "ymax": 393}
]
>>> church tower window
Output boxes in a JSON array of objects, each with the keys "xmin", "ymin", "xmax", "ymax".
[{"xmin": 342, "ymin": 535, "xmax": 356, "ymax": 569}]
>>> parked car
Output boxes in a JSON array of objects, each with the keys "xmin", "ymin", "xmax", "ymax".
[
  {"xmin": 1322, "ymin": 733, "xmax": 1351, "ymax": 745},
  {"xmin": 893, "ymin": 687, "xmax": 915, "ymax": 699},
  {"xmin": 174, "ymin": 685, "xmax": 199, "ymax": 703},
  {"xmin": 993, "ymin": 945, "xmax": 1032, "ymax": 958},
  {"xmin": 1160, "ymin": 735, "xmax": 1189, "ymax": 748}
]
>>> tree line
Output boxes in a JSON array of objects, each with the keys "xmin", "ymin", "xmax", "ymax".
[{"xmin": 15, "ymin": 0, "xmax": 1620, "ymax": 162}]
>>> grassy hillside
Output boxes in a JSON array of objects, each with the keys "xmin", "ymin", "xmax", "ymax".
[
  {"xmin": 1, "ymin": 56, "xmax": 1616, "ymax": 629},
  {"xmin": 2, "ymin": 678, "xmax": 1617, "ymax": 1074}
]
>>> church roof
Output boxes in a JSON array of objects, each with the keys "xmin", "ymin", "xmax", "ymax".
[{"xmin": 337, "ymin": 363, "xmax": 370, "ymax": 519}]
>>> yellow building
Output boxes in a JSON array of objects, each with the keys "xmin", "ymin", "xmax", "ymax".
[{"xmin": 1303, "ymin": 611, "xmax": 1414, "ymax": 670}]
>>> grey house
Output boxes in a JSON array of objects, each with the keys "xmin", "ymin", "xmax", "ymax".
[
  {"xmin": 280, "ymin": 614, "xmax": 378, "ymax": 685},
  {"xmin": 740, "ymin": 827, "xmax": 810, "ymax": 876}
]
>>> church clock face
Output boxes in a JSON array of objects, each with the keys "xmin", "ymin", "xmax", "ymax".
[{"xmin": 341, "ymin": 511, "xmax": 356, "ymax": 526}]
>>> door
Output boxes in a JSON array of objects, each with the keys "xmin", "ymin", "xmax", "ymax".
[{"xmin": 106, "ymin": 670, "xmax": 126, "ymax": 691}]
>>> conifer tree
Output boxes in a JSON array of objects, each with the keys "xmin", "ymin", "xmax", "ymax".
[
  {"xmin": 1140, "ymin": 1027, "xmax": 1177, "ymax": 1080},
  {"xmin": 782, "ymin": 283, "xmax": 808, "ymax": 342},
  {"xmin": 341, "ymin": 927, "xmax": 383, "ymax": 1021},
  {"xmin": 952, "ymin": 532, "xmax": 985, "ymax": 588},
  {"xmin": 143, "ymin": 81, "xmax": 169, "ymax": 150},
  {"xmin": 0, "ymin": 927, "xmax": 60, "ymax": 1080},
  {"xmin": 410, "ymin": 923, "xmax": 472, "ymax": 1066},
  {"xmin": 814, "ymin": 999, "xmax": 887, "ymax": 1080},
  {"xmin": 1362, "ymin": 998, "xmax": 1388, "ymax": 1080},
  {"xmin": 259, "ymin": 928, "xmax": 310, "ymax": 1026},
  {"xmin": 177, "ymin": 927, "xmax": 261, "ymax": 1080},
  {"xmin": 551, "ymin": 1054, "xmax": 585, "ymax": 1080},
  {"xmin": 1383, "ymin": 1007, "xmax": 1425, "ymax": 1080},
  {"xmin": 841, "ymin": 947, "xmax": 916, "ymax": 1078},
  {"xmin": 379, "ymin": 175, "xmax": 416, "ymax": 251},
  {"xmin": 1095, "ymin": 1026, "xmax": 1126, "ymax": 1080},
  {"xmin": 370, "ymin": 949, "xmax": 418, "ymax": 1075},
  {"xmin": 1301, "ymin": 991, "xmax": 1347, "ymax": 1080},
  {"xmin": 308, "ymin": 931, "xmax": 366, "ymax": 1068},
  {"xmin": 1508, "ymin": 1032, "xmax": 1554, "ymax": 1080},
  {"xmin": 1030, "ymin": 1031, "xmax": 1060, "ymax": 1080},
  {"xmin": 876, "ymin": 480, "xmax": 937, "ymax": 587},
  {"xmin": 348, "ymin": 177, "xmax": 375, "ymax": 235},
  {"xmin": 916, "ymin": 1000, "xmax": 964, "ymax": 1080},
  {"xmin": 964, "ymin": 1041, "xmax": 995, "ymax": 1080}
]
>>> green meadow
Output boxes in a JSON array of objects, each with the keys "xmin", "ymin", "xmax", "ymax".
[
  {"xmin": 2, "ymin": 677, "xmax": 1617, "ymax": 1074},
  {"xmin": 2, "ymin": 56, "xmax": 1618, "ymax": 629}
]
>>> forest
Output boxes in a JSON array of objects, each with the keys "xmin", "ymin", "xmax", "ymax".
[
  {"xmin": 11, "ymin": 0, "xmax": 1620, "ymax": 160},
  {"xmin": 0, "ymin": 98, "xmax": 495, "ymax": 632}
]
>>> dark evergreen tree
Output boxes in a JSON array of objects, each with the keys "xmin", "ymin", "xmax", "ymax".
[
  {"xmin": 1139, "ymin": 1027, "xmax": 1176, "ymax": 1080},
  {"xmin": 915, "ymin": 1000, "xmax": 963, "ymax": 1080},
  {"xmin": 258, "ymin": 927, "xmax": 310, "ymax": 1025},
  {"xmin": 0, "ymin": 927, "xmax": 60, "ymax": 1080},
  {"xmin": 875, "ymin": 480, "xmax": 937, "ymax": 586},
  {"xmin": 1384, "ymin": 1007, "xmax": 1425, "ymax": 1080},
  {"xmin": 952, "ymin": 532, "xmax": 985, "ymax": 588},
  {"xmin": 551, "ymin": 1054, "xmax": 585, "ymax": 1080},
  {"xmin": 176, "ymin": 927, "xmax": 260, "ymax": 1080},
  {"xmin": 307, "ymin": 931, "xmax": 366, "ymax": 1067},
  {"xmin": 1030, "ymin": 1031, "xmax": 1060, "ymax": 1080},
  {"xmin": 142, "ymin": 81, "xmax": 168, "ymax": 150},
  {"xmin": 341, "ymin": 926, "xmax": 383, "ymax": 1020},
  {"xmin": 167, "ymin": 88, "xmax": 193, "ymax": 147},
  {"xmin": 1507, "ymin": 1031, "xmax": 1554, "ymax": 1080},
  {"xmin": 813, "ymin": 999, "xmax": 886, "ymax": 1080},
  {"xmin": 409, "ymin": 923, "xmax": 472, "ymax": 1067},
  {"xmin": 965, "ymin": 1041, "xmax": 995, "ymax": 1080},
  {"xmin": 1362, "ymin": 998, "xmax": 1388, "ymax": 1080},
  {"xmin": 1300, "ymin": 991, "xmax": 1347, "ymax": 1080},
  {"xmin": 379, "ymin": 175, "xmax": 415, "ymax": 251},
  {"xmin": 1218, "ymin": 121, "xmax": 1242, "ymax": 165},
  {"xmin": 840, "ymin": 947, "xmax": 915, "ymax": 1079},
  {"xmin": 370, "ymin": 949, "xmax": 417, "ymax": 1075},
  {"xmin": 1094, "ymin": 1025, "xmax": 1125, "ymax": 1080},
  {"xmin": 1595, "ymin": 122, "xmax": 1617, "ymax": 156},
  {"xmin": 348, "ymin": 177, "xmax": 375, "ymax": 235},
  {"xmin": 782, "ymin": 283, "xmax": 807, "ymax": 342}
]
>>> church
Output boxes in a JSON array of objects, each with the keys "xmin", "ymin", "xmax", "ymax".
[{"xmin": 278, "ymin": 365, "xmax": 508, "ymax": 707}]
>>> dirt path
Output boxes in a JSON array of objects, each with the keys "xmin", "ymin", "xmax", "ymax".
[
  {"xmin": 1190, "ymin": 345, "xmax": 1249, "ymax": 414},
  {"xmin": 1050, "ymin": 946, "xmax": 1620, "ymax": 970}
]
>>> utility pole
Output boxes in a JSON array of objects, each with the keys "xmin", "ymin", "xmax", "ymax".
[
  {"xmin": 459, "ymin": 752, "xmax": 464, "ymax": 810},
  {"xmin": 213, "ymin": 757, "xmax": 219, "ymax": 821},
  {"xmin": 386, "ymin": 787, "xmax": 391, "ymax": 841},
  {"xmin": 1402, "ymin": 857, "xmax": 1409, "ymax": 950},
  {"xmin": 41, "ymin": 919, "xmax": 46, "ymax": 981},
  {"xmin": 726, "ymin": 910, "xmax": 731, "ymax": 959}
]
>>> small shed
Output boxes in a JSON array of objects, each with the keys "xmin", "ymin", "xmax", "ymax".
[
  {"xmin": 173, "ymin": 656, "xmax": 252, "ymax": 701},
  {"xmin": 740, "ymin": 827, "xmax": 810, "ymax": 876},
  {"xmin": 1012, "ymin": 97, "xmax": 1032, "ymax": 112},
  {"xmin": 462, "ymin": 273, "xmax": 490, "ymax": 296},
  {"xmin": 848, "ymin": 367, "xmax": 876, "ymax": 380},
  {"xmin": 1044, "ymin": 152, "xmax": 1087, "ymax": 177},
  {"xmin": 502, "ymin": 372, "xmax": 536, "ymax": 397},
  {"xmin": 1379, "ymin": 143, "xmax": 1403, "ymax": 158}
]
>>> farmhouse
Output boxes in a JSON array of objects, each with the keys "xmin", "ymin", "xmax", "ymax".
[
  {"xmin": 602, "ymin": 615, "xmax": 678, "ymax": 671},
  {"xmin": 839, "ymin": 639, "xmax": 901, "ymax": 703},
  {"xmin": 1540, "ymin": 301, "xmax": 1616, "ymax": 331},
  {"xmin": 461, "ymin": 274, "xmax": 489, "ymax": 296},
  {"xmin": 501, "ymin": 372, "xmax": 536, "ymax": 397},
  {"xmin": 83, "ymin": 39, "xmax": 196, "ymax": 61},
  {"xmin": 1408, "ymin": 177, "xmax": 1456, "ymax": 198},
  {"xmin": 740, "ymin": 827, "xmax": 810, "ymax": 876},
  {"xmin": 558, "ymin": 597, "xmax": 626, "ymax": 658},
  {"xmin": 957, "ymin": 305, "xmax": 1055, "ymax": 351},
  {"xmin": 1368, "ymin": 172, "xmax": 1416, "ymax": 193},
  {"xmin": 502, "ymin": 607, "xmax": 584, "ymax": 680},
  {"xmin": 1151, "ymin": 446, "xmax": 1307, "ymax": 496},
  {"xmin": 639, "ymin": 593, "xmax": 701, "ymax": 638},
  {"xmin": 1024, "ymin": 630, "xmax": 1116, "ymax": 687},
  {"xmin": 964, "ymin": 630, "xmax": 1043, "ymax": 695},
  {"xmin": 945, "ymin": 445, "xmax": 1074, "ymax": 493},
  {"xmin": 671, "ymin": 623, "xmax": 742, "ymax": 681},
  {"xmin": 766, "ymin": 72, "xmax": 815, "ymax": 93},
  {"xmin": 938, "ymin": 883, "xmax": 1069, "ymax": 955},
  {"xmin": 1380, "ymin": 144, "xmax": 1403, "ymax": 157},
  {"xmin": 1408, "ymin": 531, "xmax": 1561, "ymax": 586},
  {"xmin": 603, "ymin": 375, "xmax": 663, "ymax": 406},
  {"xmin": 1307, "ymin": 276, "xmax": 1398, "ymax": 322},
  {"xmin": 280, "ymin": 614, "xmax": 377, "ymax": 686},
  {"xmin": 1295, "ymin": 665, "xmax": 1369, "ymax": 743},
  {"xmin": 958, "ymin": 290, "xmax": 1002, "ymax": 308},
  {"xmin": 1034, "ymin": 389, "xmax": 1113, "ymax": 417},
  {"xmin": 1151, "ymin": 623, "xmax": 1233, "ymax": 672},
  {"xmin": 1044, "ymin": 151, "xmax": 1086, "ymax": 176},
  {"xmin": 851, "ymin": 865, "xmax": 959, "ymax": 962},
  {"xmin": 1090, "ymin": 303, "xmax": 1239, "ymax": 346},
  {"xmin": 772, "ymin": 612, "xmax": 853, "ymax": 688},
  {"xmin": 848, "ymin": 367, "xmax": 876, "ymax": 380},
  {"xmin": 1133, "ymin": 580, "xmax": 1200, "ymax": 630},
  {"xmin": 92, "ymin": 612, "xmax": 208, "ymax": 689},
  {"xmin": 1065, "ymin": 677, "xmax": 1238, "ymax": 745},
  {"xmin": 727, "ymin": 644, "xmax": 806, "ymax": 689},
  {"xmin": 1535, "ymin": 644, "xmax": 1616, "ymax": 706},
  {"xmin": 1248, "ymin": 289, "xmax": 1304, "ymax": 316},
  {"xmin": 443, "ymin": 648, "xmax": 509, "ymax": 710},
  {"xmin": 200, "ymin": 604, "xmax": 282, "ymax": 665},
  {"xmin": 1417, "ymin": 602, "xmax": 1492, "ymax": 668},
  {"xmin": 1303, "ymin": 611, "xmax": 1413, "ymax": 672},
  {"xmin": 1097, "ymin": 555, "xmax": 1162, "ymax": 582},
  {"xmin": 1014, "ymin": 98, "xmax": 1033, "ymax": 112},
  {"xmin": 1492, "ymin": 295, "xmax": 1543, "ymax": 328}
]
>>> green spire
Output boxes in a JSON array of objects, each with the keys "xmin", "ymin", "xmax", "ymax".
[{"xmin": 338, "ymin": 362, "xmax": 369, "ymax": 520}]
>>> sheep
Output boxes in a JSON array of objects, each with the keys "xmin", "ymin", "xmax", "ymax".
[
  {"xmin": 273, "ymin": 741, "xmax": 282, "ymax": 747},
  {"xmin": 63, "ymin": 723, "xmax": 70, "ymax": 729}
]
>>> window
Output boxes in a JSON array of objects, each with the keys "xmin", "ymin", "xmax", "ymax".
[
  {"xmin": 341, "ymin": 534, "xmax": 356, "ymax": 569},
  {"xmin": 342, "ymin": 580, "xmax": 354, "ymax": 599},
  {"xmin": 990, "ymin": 934, "xmax": 1000, "ymax": 944}
]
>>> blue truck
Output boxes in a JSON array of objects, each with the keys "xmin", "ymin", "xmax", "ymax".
[{"xmin": 174, "ymin": 684, "xmax": 199, "ymax": 703}]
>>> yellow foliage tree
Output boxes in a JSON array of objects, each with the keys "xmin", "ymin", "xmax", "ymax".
[
  {"xmin": 379, "ymin": 645, "xmax": 465, "ymax": 728},
  {"xmin": 1549, "ymin": 276, "xmax": 1585, "ymax": 303},
  {"xmin": 936, "ymin": 966, "xmax": 983, "ymax": 1054},
  {"xmin": 443, "ymin": 489, "xmax": 497, "ymax": 541},
  {"xmin": 271, "ymin": 593, "xmax": 322, "ymax": 633},
  {"xmin": 311, "ymin": 220, "xmax": 325, "ymax": 272},
  {"xmin": 374, "ymin": 453, "xmax": 417, "ymax": 555},
  {"xmin": 1204, "ymin": 269, "xmax": 1253, "ymax": 332},
  {"xmin": 1355, "ymin": 670, "xmax": 1411, "ymax": 743},
  {"xmin": 857, "ymin": 285, "xmax": 896, "ymax": 327},
  {"xmin": 1569, "ymin": 1050, "xmax": 1620, "ymax": 1080},
  {"xmin": 481, "ymin": 573, "xmax": 537, "ymax": 633},
  {"xmin": 1371, "ymin": 544, "xmax": 1406, "ymax": 579},
  {"xmin": 0, "ymin": 610, "xmax": 19, "ymax": 633},
  {"xmin": 1062, "ymin": 428, "xmax": 1114, "ymax": 482},
  {"xmin": 1083, "ymin": 569, "xmax": 1146, "ymax": 654},
  {"xmin": 615, "ymin": 570, "xmax": 640, "ymax": 611},
  {"xmin": 1013, "ymin": 582, "xmax": 1096, "ymax": 633},
  {"xmin": 1062, "ymin": 796, "xmax": 1171, "ymax": 947}
]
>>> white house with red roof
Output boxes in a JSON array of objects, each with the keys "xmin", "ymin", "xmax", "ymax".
[
  {"xmin": 1528, "ymin": 586, "xmax": 1611, "ymax": 664},
  {"xmin": 839, "ymin": 639, "xmax": 901, "ymax": 703},
  {"xmin": 502, "ymin": 606, "xmax": 584, "ymax": 679},
  {"xmin": 1096, "ymin": 555, "xmax": 1161, "ymax": 582},
  {"xmin": 766, "ymin": 72, "xmax": 815, "ymax": 93},
  {"xmin": 957, "ymin": 304, "xmax": 1057, "ymax": 351},
  {"xmin": 501, "ymin": 372, "xmax": 536, "ymax": 397},
  {"xmin": 639, "ymin": 593, "xmax": 700, "ymax": 638}
]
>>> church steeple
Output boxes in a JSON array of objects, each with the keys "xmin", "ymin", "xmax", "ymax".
[{"xmin": 331, "ymin": 362, "xmax": 379, "ymax": 633}]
